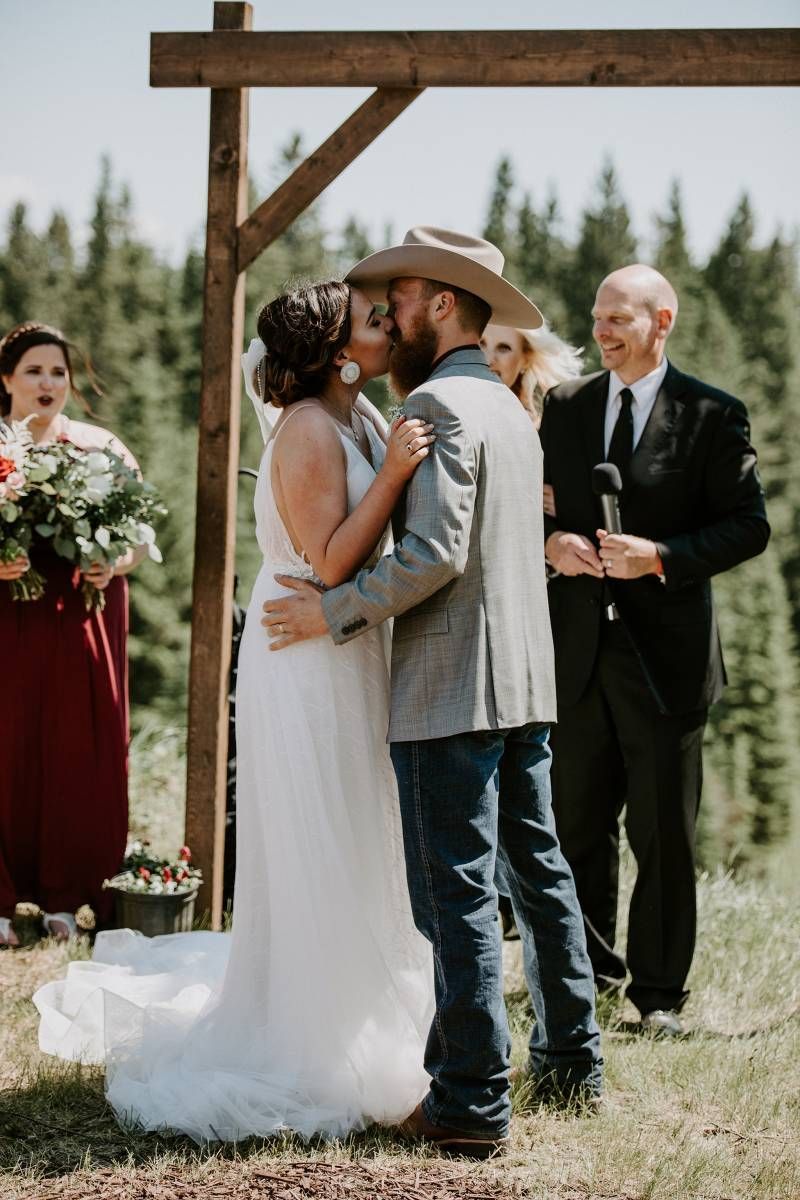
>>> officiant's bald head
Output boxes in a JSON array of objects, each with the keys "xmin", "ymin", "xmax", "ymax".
[
  {"xmin": 598, "ymin": 265, "xmax": 678, "ymax": 329},
  {"xmin": 592, "ymin": 265, "xmax": 678, "ymax": 383}
]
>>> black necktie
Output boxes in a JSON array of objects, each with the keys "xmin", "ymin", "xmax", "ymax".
[{"xmin": 608, "ymin": 387, "xmax": 634, "ymax": 485}]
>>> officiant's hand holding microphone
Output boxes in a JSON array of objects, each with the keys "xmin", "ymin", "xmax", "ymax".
[
  {"xmin": 591, "ymin": 460, "xmax": 664, "ymax": 580},
  {"xmin": 596, "ymin": 531, "xmax": 663, "ymax": 579},
  {"xmin": 544, "ymin": 464, "xmax": 663, "ymax": 581}
]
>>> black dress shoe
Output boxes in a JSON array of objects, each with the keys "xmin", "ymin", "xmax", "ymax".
[
  {"xmin": 640, "ymin": 1008, "xmax": 685, "ymax": 1037},
  {"xmin": 397, "ymin": 1102, "xmax": 509, "ymax": 1159}
]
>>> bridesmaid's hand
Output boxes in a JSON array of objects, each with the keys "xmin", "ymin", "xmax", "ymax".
[
  {"xmin": 381, "ymin": 417, "xmax": 435, "ymax": 485},
  {"xmin": 0, "ymin": 555, "xmax": 30, "ymax": 581},
  {"xmin": 82, "ymin": 561, "xmax": 115, "ymax": 590}
]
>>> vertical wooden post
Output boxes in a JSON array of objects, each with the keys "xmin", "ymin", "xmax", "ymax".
[{"xmin": 185, "ymin": 1, "xmax": 251, "ymax": 928}]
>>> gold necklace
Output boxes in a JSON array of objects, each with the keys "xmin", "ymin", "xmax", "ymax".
[{"xmin": 320, "ymin": 399, "xmax": 364, "ymax": 448}]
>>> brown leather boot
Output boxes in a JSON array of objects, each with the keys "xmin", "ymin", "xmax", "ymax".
[{"xmin": 397, "ymin": 1102, "xmax": 509, "ymax": 1159}]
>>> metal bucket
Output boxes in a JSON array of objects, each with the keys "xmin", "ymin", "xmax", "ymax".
[{"xmin": 108, "ymin": 882, "xmax": 198, "ymax": 937}]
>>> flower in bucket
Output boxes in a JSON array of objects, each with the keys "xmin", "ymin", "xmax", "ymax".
[{"xmin": 105, "ymin": 840, "xmax": 202, "ymax": 896}]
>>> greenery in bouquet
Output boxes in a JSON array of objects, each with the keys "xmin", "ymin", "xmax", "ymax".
[
  {"xmin": 0, "ymin": 417, "xmax": 45, "ymax": 599},
  {"xmin": 106, "ymin": 840, "xmax": 202, "ymax": 895},
  {"xmin": 0, "ymin": 416, "xmax": 166, "ymax": 609}
]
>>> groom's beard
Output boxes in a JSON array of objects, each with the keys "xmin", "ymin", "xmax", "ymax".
[{"xmin": 389, "ymin": 314, "xmax": 439, "ymax": 400}]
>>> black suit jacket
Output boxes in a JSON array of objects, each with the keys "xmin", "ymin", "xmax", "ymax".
[{"xmin": 539, "ymin": 363, "xmax": 770, "ymax": 716}]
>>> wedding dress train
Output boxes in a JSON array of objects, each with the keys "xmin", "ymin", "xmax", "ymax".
[{"xmin": 34, "ymin": 411, "xmax": 434, "ymax": 1143}]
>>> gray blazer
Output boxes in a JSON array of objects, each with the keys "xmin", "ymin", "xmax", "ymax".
[{"xmin": 322, "ymin": 348, "xmax": 557, "ymax": 742}]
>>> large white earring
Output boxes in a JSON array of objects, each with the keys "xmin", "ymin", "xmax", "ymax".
[{"xmin": 340, "ymin": 360, "xmax": 361, "ymax": 385}]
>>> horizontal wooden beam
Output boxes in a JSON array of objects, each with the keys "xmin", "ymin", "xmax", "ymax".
[
  {"xmin": 151, "ymin": 28, "xmax": 800, "ymax": 89},
  {"xmin": 237, "ymin": 86, "xmax": 423, "ymax": 271}
]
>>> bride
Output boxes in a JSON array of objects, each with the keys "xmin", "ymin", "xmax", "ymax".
[{"xmin": 34, "ymin": 280, "xmax": 436, "ymax": 1143}]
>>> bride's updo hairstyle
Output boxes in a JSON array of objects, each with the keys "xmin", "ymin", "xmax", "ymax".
[{"xmin": 255, "ymin": 280, "xmax": 352, "ymax": 409}]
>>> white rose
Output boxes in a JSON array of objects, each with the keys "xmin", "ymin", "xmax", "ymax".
[
  {"xmin": 86, "ymin": 474, "xmax": 113, "ymax": 503},
  {"xmin": 85, "ymin": 451, "xmax": 111, "ymax": 474}
]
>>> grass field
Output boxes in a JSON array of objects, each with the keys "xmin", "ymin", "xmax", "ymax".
[{"xmin": 1, "ymin": 732, "xmax": 798, "ymax": 1200}]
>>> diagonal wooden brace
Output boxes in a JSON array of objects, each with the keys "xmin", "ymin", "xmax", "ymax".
[{"xmin": 237, "ymin": 86, "xmax": 424, "ymax": 272}]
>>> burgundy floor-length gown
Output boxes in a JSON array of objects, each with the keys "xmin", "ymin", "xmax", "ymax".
[{"xmin": 0, "ymin": 544, "xmax": 129, "ymax": 925}]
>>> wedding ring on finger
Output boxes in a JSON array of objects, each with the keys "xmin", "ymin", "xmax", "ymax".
[{"xmin": 277, "ymin": 623, "xmax": 284, "ymax": 635}]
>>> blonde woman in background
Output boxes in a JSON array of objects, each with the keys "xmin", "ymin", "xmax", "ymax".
[
  {"xmin": 481, "ymin": 321, "xmax": 583, "ymax": 425},
  {"xmin": 481, "ymin": 321, "xmax": 582, "ymax": 525}
]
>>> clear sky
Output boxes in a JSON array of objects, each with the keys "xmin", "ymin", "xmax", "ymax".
[{"xmin": 3, "ymin": 1, "xmax": 798, "ymax": 265}]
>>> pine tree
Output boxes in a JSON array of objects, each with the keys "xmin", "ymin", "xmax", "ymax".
[
  {"xmin": 482, "ymin": 156, "xmax": 515, "ymax": 264},
  {"xmin": 654, "ymin": 181, "xmax": 691, "ymax": 277},
  {"xmin": 42, "ymin": 213, "xmax": 75, "ymax": 331},
  {"xmin": 653, "ymin": 183, "xmax": 748, "ymax": 393},
  {"xmin": 0, "ymin": 203, "xmax": 47, "ymax": 328},
  {"xmin": 567, "ymin": 160, "xmax": 637, "ymax": 358},
  {"xmin": 336, "ymin": 217, "xmax": 373, "ymax": 276},
  {"xmin": 514, "ymin": 189, "xmax": 571, "ymax": 332},
  {"xmin": 706, "ymin": 201, "xmax": 800, "ymax": 647},
  {"xmin": 704, "ymin": 550, "xmax": 799, "ymax": 863}
]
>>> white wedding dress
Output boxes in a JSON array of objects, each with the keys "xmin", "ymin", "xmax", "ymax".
[{"xmin": 34, "ymin": 408, "xmax": 434, "ymax": 1143}]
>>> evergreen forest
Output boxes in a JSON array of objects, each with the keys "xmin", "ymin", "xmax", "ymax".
[{"xmin": 1, "ymin": 147, "xmax": 797, "ymax": 868}]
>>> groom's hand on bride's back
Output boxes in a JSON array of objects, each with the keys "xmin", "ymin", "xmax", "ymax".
[{"xmin": 262, "ymin": 576, "xmax": 328, "ymax": 649}]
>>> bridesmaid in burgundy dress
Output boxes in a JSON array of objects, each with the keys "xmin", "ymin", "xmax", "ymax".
[{"xmin": 0, "ymin": 323, "xmax": 146, "ymax": 946}]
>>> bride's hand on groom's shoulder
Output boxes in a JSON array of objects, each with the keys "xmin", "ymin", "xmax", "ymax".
[
  {"xmin": 381, "ymin": 417, "xmax": 435, "ymax": 486},
  {"xmin": 262, "ymin": 576, "xmax": 328, "ymax": 649}
]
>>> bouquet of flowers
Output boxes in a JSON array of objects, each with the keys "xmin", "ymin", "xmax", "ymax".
[
  {"xmin": 0, "ymin": 417, "xmax": 165, "ymax": 609},
  {"xmin": 105, "ymin": 840, "xmax": 202, "ymax": 896}
]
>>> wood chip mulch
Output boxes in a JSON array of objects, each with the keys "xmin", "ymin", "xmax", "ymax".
[{"xmin": 5, "ymin": 1159, "xmax": 529, "ymax": 1200}]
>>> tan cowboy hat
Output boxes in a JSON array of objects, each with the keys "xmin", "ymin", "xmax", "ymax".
[{"xmin": 345, "ymin": 225, "xmax": 543, "ymax": 329}]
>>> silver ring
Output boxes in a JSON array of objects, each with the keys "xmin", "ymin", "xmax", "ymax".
[{"xmin": 278, "ymin": 622, "xmax": 284, "ymax": 635}]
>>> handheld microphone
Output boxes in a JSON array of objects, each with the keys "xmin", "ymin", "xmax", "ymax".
[
  {"xmin": 592, "ymin": 463, "xmax": 623, "ymax": 534},
  {"xmin": 592, "ymin": 462, "xmax": 623, "ymax": 621}
]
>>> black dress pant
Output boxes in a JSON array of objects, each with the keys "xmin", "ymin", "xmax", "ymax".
[{"xmin": 550, "ymin": 620, "xmax": 706, "ymax": 1015}]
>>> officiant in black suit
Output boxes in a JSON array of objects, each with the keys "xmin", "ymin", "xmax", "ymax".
[{"xmin": 539, "ymin": 265, "xmax": 770, "ymax": 1035}]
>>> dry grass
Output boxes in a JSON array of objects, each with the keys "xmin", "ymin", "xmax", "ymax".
[{"xmin": 1, "ymin": 733, "xmax": 798, "ymax": 1199}]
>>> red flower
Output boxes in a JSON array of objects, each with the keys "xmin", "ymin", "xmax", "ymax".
[
  {"xmin": 179, "ymin": 846, "xmax": 191, "ymax": 862},
  {"xmin": 0, "ymin": 455, "xmax": 16, "ymax": 482},
  {"xmin": 162, "ymin": 867, "xmax": 173, "ymax": 882},
  {"xmin": 138, "ymin": 867, "xmax": 151, "ymax": 880},
  {"xmin": 177, "ymin": 868, "xmax": 188, "ymax": 882}
]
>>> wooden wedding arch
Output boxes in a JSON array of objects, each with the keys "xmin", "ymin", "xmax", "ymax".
[{"xmin": 149, "ymin": 4, "xmax": 799, "ymax": 927}]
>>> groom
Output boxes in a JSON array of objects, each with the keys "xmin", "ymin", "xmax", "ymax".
[{"xmin": 262, "ymin": 227, "xmax": 602, "ymax": 1156}]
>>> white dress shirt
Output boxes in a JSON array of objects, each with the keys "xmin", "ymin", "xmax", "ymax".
[{"xmin": 604, "ymin": 358, "xmax": 669, "ymax": 456}]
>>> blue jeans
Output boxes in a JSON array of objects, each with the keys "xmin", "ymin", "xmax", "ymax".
[{"xmin": 391, "ymin": 723, "xmax": 602, "ymax": 1137}]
